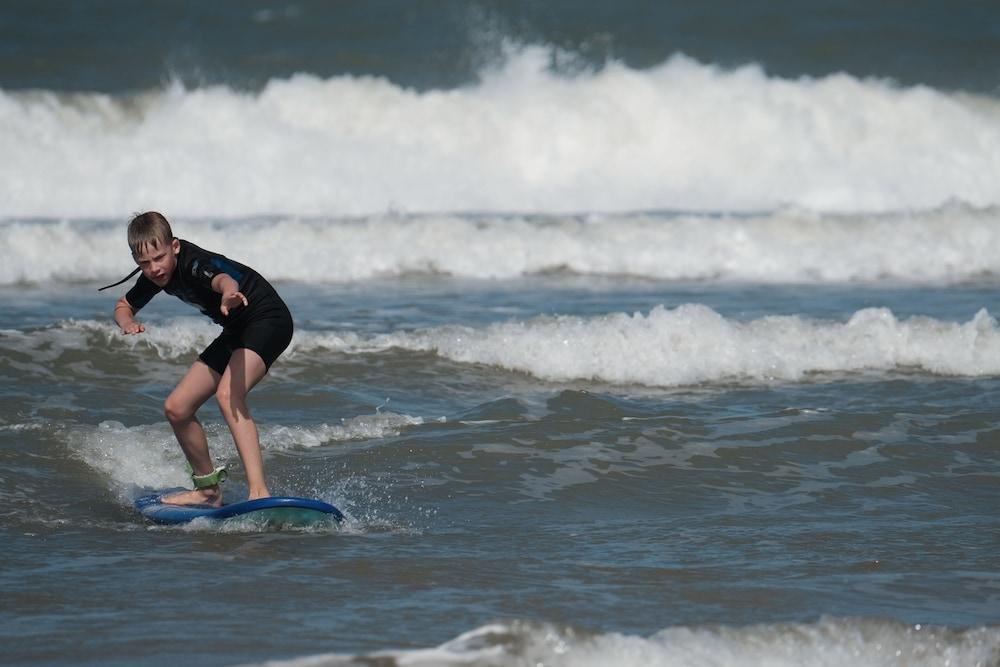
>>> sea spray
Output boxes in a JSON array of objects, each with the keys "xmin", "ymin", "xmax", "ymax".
[
  {"xmin": 242, "ymin": 618, "xmax": 1000, "ymax": 667},
  {"xmin": 4, "ymin": 205, "xmax": 1000, "ymax": 286},
  {"xmin": 3, "ymin": 50, "xmax": 1000, "ymax": 218},
  {"xmin": 25, "ymin": 305, "xmax": 1000, "ymax": 387}
]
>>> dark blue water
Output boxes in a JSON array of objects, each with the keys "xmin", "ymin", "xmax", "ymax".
[{"xmin": 2, "ymin": 1, "xmax": 998, "ymax": 93}]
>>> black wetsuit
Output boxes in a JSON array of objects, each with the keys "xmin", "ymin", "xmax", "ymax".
[{"xmin": 125, "ymin": 239, "xmax": 293, "ymax": 374}]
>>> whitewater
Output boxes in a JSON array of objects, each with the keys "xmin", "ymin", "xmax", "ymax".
[
  {"xmin": 10, "ymin": 304, "xmax": 1000, "ymax": 388},
  {"xmin": 3, "ymin": 48, "xmax": 1000, "ymax": 219},
  {"xmin": 249, "ymin": 619, "xmax": 1000, "ymax": 667},
  {"xmin": 5, "ymin": 204, "xmax": 1000, "ymax": 286}
]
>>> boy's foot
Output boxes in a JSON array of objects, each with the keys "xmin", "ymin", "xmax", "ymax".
[{"xmin": 160, "ymin": 487, "xmax": 222, "ymax": 507}]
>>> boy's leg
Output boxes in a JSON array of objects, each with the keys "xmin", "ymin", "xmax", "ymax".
[
  {"xmin": 216, "ymin": 348, "xmax": 270, "ymax": 500},
  {"xmin": 161, "ymin": 360, "xmax": 223, "ymax": 506}
]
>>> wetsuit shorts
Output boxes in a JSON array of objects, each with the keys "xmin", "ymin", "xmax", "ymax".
[{"xmin": 198, "ymin": 304, "xmax": 293, "ymax": 376}]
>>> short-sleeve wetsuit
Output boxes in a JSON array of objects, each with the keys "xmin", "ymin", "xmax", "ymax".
[{"xmin": 125, "ymin": 239, "xmax": 293, "ymax": 375}]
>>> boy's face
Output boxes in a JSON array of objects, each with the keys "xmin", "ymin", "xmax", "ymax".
[{"xmin": 133, "ymin": 238, "xmax": 181, "ymax": 287}]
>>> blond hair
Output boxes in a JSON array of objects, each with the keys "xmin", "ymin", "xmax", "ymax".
[{"xmin": 127, "ymin": 211, "xmax": 174, "ymax": 257}]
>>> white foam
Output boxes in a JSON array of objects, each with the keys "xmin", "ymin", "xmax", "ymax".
[
  {"xmin": 66, "ymin": 420, "xmax": 191, "ymax": 495},
  {"xmin": 35, "ymin": 303, "xmax": 1000, "ymax": 387},
  {"xmin": 4, "ymin": 317, "xmax": 245, "ymax": 362},
  {"xmin": 3, "ymin": 48, "xmax": 1000, "ymax": 218},
  {"xmin": 53, "ymin": 316, "xmax": 223, "ymax": 358},
  {"xmin": 64, "ymin": 413, "xmax": 424, "ymax": 503},
  {"xmin": 244, "ymin": 618, "xmax": 1000, "ymax": 667},
  {"xmin": 312, "ymin": 304, "xmax": 1000, "ymax": 386},
  {"xmin": 5, "ymin": 205, "xmax": 1000, "ymax": 286},
  {"xmin": 263, "ymin": 412, "xmax": 426, "ymax": 451}
]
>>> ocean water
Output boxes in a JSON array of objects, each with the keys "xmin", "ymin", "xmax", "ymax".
[{"xmin": 2, "ymin": 2, "xmax": 1000, "ymax": 666}]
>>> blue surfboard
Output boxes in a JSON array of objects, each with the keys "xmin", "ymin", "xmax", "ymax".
[{"xmin": 135, "ymin": 492, "xmax": 344, "ymax": 527}]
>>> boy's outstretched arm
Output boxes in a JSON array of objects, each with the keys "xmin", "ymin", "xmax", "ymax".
[
  {"xmin": 114, "ymin": 296, "xmax": 145, "ymax": 335},
  {"xmin": 212, "ymin": 274, "xmax": 248, "ymax": 317}
]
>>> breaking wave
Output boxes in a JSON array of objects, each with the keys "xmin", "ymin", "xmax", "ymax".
[
  {"xmin": 3, "ymin": 48, "xmax": 1000, "ymax": 219},
  {"xmin": 16, "ymin": 304, "xmax": 1000, "ymax": 387}
]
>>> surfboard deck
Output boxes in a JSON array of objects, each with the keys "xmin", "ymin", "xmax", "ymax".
[{"xmin": 134, "ymin": 491, "xmax": 344, "ymax": 526}]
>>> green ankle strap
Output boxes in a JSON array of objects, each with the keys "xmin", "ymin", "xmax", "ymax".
[{"xmin": 190, "ymin": 465, "xmax": 228, "ymax": 489}]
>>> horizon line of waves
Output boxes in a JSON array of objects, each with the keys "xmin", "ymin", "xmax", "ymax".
[
  {"xmin": 19, "ymin": 305, "xmax": 1000, "ymax": 387},
  {"xmin": 333, "ymin": 305, "xmax": 1000, "ymax": 386},
  {"xmin": 240, "ymin": 617, "xmax": 1000, "ymax": 667},
  {"xmin": 3, "ymin": 47, "xmax": 1000, "ymax": 218},
  {"xmin": 4, "ymin": 204, "xmax": 1000, "ymax": 285}
]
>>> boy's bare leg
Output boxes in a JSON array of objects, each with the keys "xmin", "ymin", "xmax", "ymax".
[
  {"xmin": 216, "ymin": 348, "xmax": 271, "ymax": 500},
  {"xmin": 161, "ymin": 360, "xmax": 223, "ymax": 506}
]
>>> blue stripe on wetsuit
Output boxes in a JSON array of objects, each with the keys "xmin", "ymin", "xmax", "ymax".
[{"xmin": 210, "ymin": 257, "xmax": 245, "ymax": 282}]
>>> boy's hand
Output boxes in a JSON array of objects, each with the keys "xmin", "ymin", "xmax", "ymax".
[
  {"xmin": 220, "ymin": 291, "xmax": 248, "ymax": 317},
  {"xmin": 121, "ymin": 321, "xmax": 145, "ymax": 335}
]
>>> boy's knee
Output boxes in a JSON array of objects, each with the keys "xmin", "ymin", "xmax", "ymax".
[
  {"xmin": 215, "ymin": 384, "xmax": 250, "ymax": 419},
  {"xmin": 215, "ymin": 385, "xmax": 235, "ymax": 413},
  {"xmin": 164, "ymin": 395, "xmax": 193, "ymax": 423}
]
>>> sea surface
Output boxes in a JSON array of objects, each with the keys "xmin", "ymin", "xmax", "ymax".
[{"xmin": 2, "ymin": 2, "xmax": 1000, "ymax": 666}]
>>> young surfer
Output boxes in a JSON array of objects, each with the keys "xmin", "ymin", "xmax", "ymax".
[{"xmin": 105, "ymin": 211, "xmax": 293, "ymax": 506}]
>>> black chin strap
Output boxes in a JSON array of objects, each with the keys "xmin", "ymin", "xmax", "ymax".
[{"xmin": 97, "ymin": 267, "xmax": 141, "ymax": 292}]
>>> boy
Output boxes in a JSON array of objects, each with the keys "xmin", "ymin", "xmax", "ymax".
[{"xmin": 108, "ymin": 211, "xmax": 293, "ymax": 506}]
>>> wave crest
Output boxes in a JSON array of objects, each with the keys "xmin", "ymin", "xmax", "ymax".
[
  {"xmin": 4, "ymin": 205, "xmax": 1000, "ymax": 285},
  {"xmin": 351, "ymin": 305, "xmax": 1000, "ymax": 386},
  {"xmin": 25, "ymin": 305, "xmax": 1000, "ymax": 387},
  {"xmin": 3, "ymin": 49, "xmax": 1000, "ymax": 218},
  {"xmin": 243, "ymin": 617, "xmax": 1000, "ymax": 667}
]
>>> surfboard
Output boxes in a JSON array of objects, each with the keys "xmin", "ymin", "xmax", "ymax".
[{"xmin": 134, "ymin": 491, "xmax": 344, "ymax": 527}]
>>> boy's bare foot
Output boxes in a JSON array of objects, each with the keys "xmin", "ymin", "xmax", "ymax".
[{"xmin": 160, "ymin": 487, "xmax": 222, "ymax": 507}]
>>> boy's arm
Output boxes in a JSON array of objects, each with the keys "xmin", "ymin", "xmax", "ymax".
[
  {"xmin": 114, "ymin": 296, "xmax": 145, "ymax": 335},
  {"xmin": 211, "ymin": 274, "xmax": 248, "ymax": 317}
]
